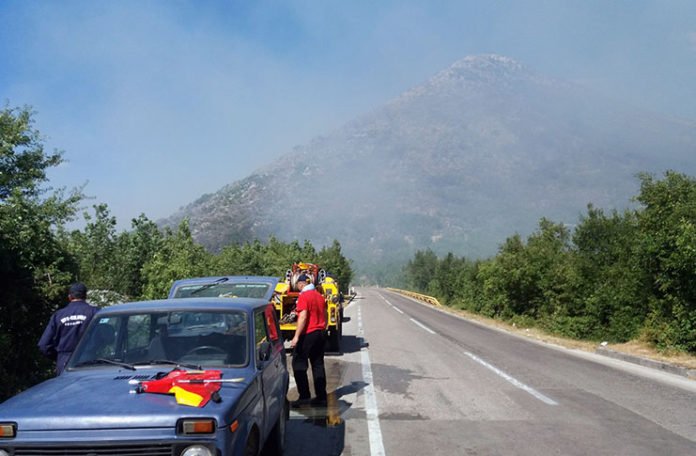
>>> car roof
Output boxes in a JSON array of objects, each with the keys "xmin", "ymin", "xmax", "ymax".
[
  {"xmin": 167, "ymin": 275, "xmax": 279, "ymax": 301},
  {"xmin": 99, "ymin": 297, "xmax": 271, "ymax": 315}
]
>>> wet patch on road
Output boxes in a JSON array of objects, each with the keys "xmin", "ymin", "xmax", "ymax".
[
  {"xmin": 370, "ymin": 362, "xmax": 436, "ymax": 398},
  {"xmin": 284, "ymin": 418, "xmax": 346, "ymax": 456}
]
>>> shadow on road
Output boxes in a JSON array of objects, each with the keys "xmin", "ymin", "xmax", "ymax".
[
  {"xmin": 333, "ymin": 380, "xmax": 368, "ymax": 398},
  {"xmin": 285, "ymin": 379, "xmax": 370, "ymax": 456},
  {"xmin": 285, "ymin": 415, "xmax": 346, "ymax": 456},
  {"xmin": 326, "ymin": 335, "xmax": 364, "ymax": 356},
  {"xmin": 284, "ymin": 357, "xmax": 370, "ymax": 456}
]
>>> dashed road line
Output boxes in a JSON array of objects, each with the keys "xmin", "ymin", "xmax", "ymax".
[
  {"xmin": 463, "ymin": 351, "xmax": 558, "ymax": 405},
  {"xmin": 409, "ymin": 317, "xmax": 436, "ymax": 334},
  {"xmin": 380, "ymin": 290, "xmax": 556, "ymax": 406}
]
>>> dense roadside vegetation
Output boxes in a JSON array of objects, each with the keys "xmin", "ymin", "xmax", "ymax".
[
  {"xmin": 0, "ymin": 106, "xmax": 352, "ymax": 401},
  {"xmin": 4, "ymin": 101, "xmax": 694, "ymax": 400},
  {"xmin": 401, "ymin": 172, "xmax": 696, "ymax": 354}
]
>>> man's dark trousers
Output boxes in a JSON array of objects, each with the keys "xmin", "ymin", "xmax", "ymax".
[{"xmin": 292, "ymin": 330, "xmax": 327, "ymax": 400}]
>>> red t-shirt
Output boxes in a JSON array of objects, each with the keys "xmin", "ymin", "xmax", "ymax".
[{"xmin": 295, "ymin": 288, "xmax": 327, "ymax": 334}]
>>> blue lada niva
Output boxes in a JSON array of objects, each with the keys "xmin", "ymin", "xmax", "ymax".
[{"xmin": 0, "ymin": 277, "xmax": 288, "ymax": 456}]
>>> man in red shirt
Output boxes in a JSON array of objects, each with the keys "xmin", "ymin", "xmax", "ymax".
[{"xmin": 289, "ymin": 273, "xmax": 327, "ymax": 407}]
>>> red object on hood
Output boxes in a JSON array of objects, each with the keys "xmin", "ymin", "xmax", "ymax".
[{"xmin": 137, "ymin": 369, "xmax": 223, "ymax": 407}]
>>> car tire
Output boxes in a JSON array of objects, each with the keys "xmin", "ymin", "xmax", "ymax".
[
  {"xmin": 327, "ymin": 327, "xmax": 340, "ymax": 353},
  {"xmin": 262, "ymin": 399, "xmax": 287, "ymax": 455},
  {"xmin": 244, "ymin": 428, "xmax": 260, "ymax": 456}
]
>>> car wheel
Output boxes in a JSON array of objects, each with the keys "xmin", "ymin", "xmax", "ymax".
[
  {"xmin": 262, "ymin": 399, "xmax": 287, "ymax": 455},
  {"xmin": 327, "ymin": 327, "xmax": 340, "ymax": 353},
  {"xmin": 244, "ymin": 429, "xmax": 260, "ymax": 456}
]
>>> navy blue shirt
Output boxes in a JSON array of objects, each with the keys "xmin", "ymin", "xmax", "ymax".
[{"xmin": 38, "ymin": 300, "xmax": 98, "ymax": 374}]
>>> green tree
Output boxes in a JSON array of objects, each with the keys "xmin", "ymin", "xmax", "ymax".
[
  {"xmin": 476, "ymin": 219, "xmax": 574, "ymax": 325},
  {"xmin": 212, "ymin": 237, "xmax": 351, "ymax": 291},
  {"xmin": 317, "ymin": 240, "xmax": 353, "ymax": 293},
  {"xmin": 404, "ymin": 249, "xmax": 439, "ymax": 292},
  {"xmin": 298, "ymin": 239, "xmax": 319, "ymax": 265},
  {"xmin": 572, "ymin": 205, "xmax": 646, "ymax": 340},
  {"xmin": 524, "ymin": 219, "xmax": 575, "ymax": 323},
  {"xmin": 213, "ymin": 243, "xmax": 244, "ymax": 275},
  {"xmin": 260, "ymin": 237, "xmax": 299, "ymax": 276},
  {"xmin": 237, "ymin": 240, "xmax": 267, "ymax": 275},
  {"xmin": 637, "ymin": 171, "xmax": 696, "ymax": 351},
  {"xmin": 66, "ymin": 204, "xmax": 118, "ymax": 290},
  {"xmin": 429, "ymin": 252, "xmax": 463, "ymax": 305},
  {"xmin": 140, "ymin": 220, "xmax": 212, "ymax": 299},
  {"xmin": 0, "ymin": 105, "xmax": 81, "ymax": 400},
  {"xmin": 399, "ymin": 172, "xmax": 696, "ymax": 354},
  {"xmin": 112, "ymin": 214, "xmax": 164, "ymax": 298},
  {"xmin": 448, "ymin": 257, "xmax": 482, "ymax": 310},
  {"xmin": 476, "ymin": 234, "xmax": 527, "ymax": 318},
  {"xmin": 0, "ymin": 106, "xmax": 62, "ymax": 199},
  {"xmin": 61, "ymin": 206, "xmax": 164, "ymax": 302}
]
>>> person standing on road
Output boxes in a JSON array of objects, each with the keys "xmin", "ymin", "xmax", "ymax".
[
  {"xmin": 38, "ymin": 282, "xmax": 98, "ymax": 375},
  {"xmin": 289, "ymin": 273, "xmax": 328, "ymax": 407}
]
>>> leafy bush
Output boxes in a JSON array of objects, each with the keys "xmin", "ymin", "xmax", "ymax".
[{"xmin": 400, "ymin": 171, "xmax": 696, "ymax": 354}]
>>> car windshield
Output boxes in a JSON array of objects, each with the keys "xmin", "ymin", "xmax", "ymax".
[
  {"xmin": 172, "ymin": 281, "xmax": 272, "ymax": 299},
  {"xmin": 69, "ymin": 310, "xmax": 248, "ymax": 369}
]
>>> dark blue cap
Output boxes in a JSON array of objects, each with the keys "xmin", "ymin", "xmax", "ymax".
[
  {"xmin": 69, "ymin": 282, "xmax": 88, "ymax": 298},
  {"xmin": 297, "ymin": 274, "xmax": 310, "ymax": 283}
]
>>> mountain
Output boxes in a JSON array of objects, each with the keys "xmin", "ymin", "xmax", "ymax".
[{"xmin": 162, "ymin": 55, "xmax": 696, "ymax": 278}]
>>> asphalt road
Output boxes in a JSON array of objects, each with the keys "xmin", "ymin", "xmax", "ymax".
[{"xmin": 283, "ymin": 287, "xmax": 696, "ymax": 456}]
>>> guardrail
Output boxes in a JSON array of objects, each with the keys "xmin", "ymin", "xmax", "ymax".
[{"xmin": 386, "ymin": 288, "xmax": 441, "ymax": 307}]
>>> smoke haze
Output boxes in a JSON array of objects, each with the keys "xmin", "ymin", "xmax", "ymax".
[{"xmin": 1, "ymin": 1, "xmax": 695, "ymax": 228}]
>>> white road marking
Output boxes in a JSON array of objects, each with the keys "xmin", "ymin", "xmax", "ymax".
[
  {"xmin": 380, "ymin": 293, "xmax": 406, "ymax": 316},
  {"xmin": 464, "ymin": 351, "xmax": 558, "ymax": 405},
  {"xmin": 409, "ymin": 317, "xmax": 436, "ymax": 334},
  {"xmin": 381, "ymin": 289, "xmax": 558, "ymax": 405},
  {"xmin": 287, "ymin": 349, "xmax": 303, "ymax": 420},
  {"xmin": 359, "ymin": 305, "xmax": 386, "ymax": 456},
  {"xmin": 289, "ymin": 370, "xmax": 296, "ymax": 391}
]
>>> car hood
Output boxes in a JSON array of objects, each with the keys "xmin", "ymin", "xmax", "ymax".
[{"xmin": 0, "ymin": 369, "xmax": 252, "ymax": 430}]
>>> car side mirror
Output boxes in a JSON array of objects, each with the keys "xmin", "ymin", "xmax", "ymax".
[{"xmin": 257, "ymin": 341, "xmax": 272, "ymax": 364}]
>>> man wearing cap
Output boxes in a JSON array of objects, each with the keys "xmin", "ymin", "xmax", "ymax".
[
  {"xmin": 38, "ymin": 283, "xmax": 98, "ymax": 375},
  {"xmin": 289, "ymin": 273, "xmax": 328, "ymax": 407}
]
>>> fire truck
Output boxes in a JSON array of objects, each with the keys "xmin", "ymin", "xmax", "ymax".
[{"xmin": 273, "ymin": 262, "xmax": 343, "ymax": 352}]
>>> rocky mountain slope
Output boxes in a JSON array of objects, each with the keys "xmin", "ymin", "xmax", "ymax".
[{"xmin": 163, "ymin": 55, "xmax": 696, "ymax": 276}]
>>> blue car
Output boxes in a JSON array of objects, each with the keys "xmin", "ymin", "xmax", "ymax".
[
  {"xmin": 167, "ymin": 276, "xmax": 281, "ymax": 301},
  {"xmin": 0, "ymin": 277, "xmax": 289, "ymax": 456}
]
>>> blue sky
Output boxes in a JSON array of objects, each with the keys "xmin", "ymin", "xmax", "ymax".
[{"xmin": 2, "ymin": 0, "xmax": 695, "ymax": 228}]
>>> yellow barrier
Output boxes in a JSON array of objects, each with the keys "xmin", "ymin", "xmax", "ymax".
[{"xmin": 386, "ymin": 288, "xmax": 441, "ymax": 307}]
